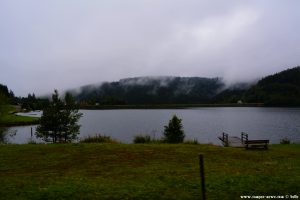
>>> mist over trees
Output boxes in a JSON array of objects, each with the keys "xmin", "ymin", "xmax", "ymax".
[
  {"xmin": 2, "ymin": 66, "xmax": 300, "ymax": 108},
  {"xmin": 71, "ymin": 77, "xmax": 225, "ymax": 105},
  {"xmin": 214, "ymin": 66, "xmax": 300, "ymax": 106},
  {"xmin": 244, "ymin": 66, "xmax": 300, "ymax": 106},
  {"xmin": 68, "ymin": 66, "xmax": 300, "ymax": 106}
]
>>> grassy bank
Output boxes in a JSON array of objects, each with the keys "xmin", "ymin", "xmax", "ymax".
[
  {"xmin": 0, "ymin": 105, "xmax": 39, "ymax": 126},
  {"xmin": 0, "ymin": 114, "xmax": 39, "ymax": 126},
  {"xmin": 0, "ymin": 144, "xmax": 299, "ymax": 199}
]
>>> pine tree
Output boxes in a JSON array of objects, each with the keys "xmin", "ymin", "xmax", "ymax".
[
  {"xmin": 36, "ymin": 90, "xmax": 82, "ymax": 143},
  {"xmin": 163, "ymin": 115, "xmax": 185, "ymax": 143}
]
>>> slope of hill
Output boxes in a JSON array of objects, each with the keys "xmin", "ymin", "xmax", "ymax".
[
  {"xmin": 245, "ymin": 66, "xmax": 300, "ymax": 106},
  {"xmin": 213, "ymin": 66, "xmax": 300, "ymax": 106},
  {"xmin": 71, "ymin": 76, "xmax": 224, "ymax": 105}
]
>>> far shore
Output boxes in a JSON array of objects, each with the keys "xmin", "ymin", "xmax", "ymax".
[
  {"xmin": 0, "ymin": 120, "xmax": 40, "ymax": 127},
  {"xmin": 79, "ymin": 103, "xmax": 265, "ymax": 110}
]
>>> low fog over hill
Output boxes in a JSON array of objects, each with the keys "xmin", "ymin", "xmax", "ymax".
[
  {"xmin": 68, "ymin": 66, "xmax": 300, "ymax": 106},
  {"xmin": 69, "ymin": 76, "xmax": 250, "ymax": 105}
]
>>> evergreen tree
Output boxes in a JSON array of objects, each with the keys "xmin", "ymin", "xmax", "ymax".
[
  {"xmin": 60, "ymin": 92, "xmax": 82, "ymax": 142},
  {"xmin": 0, "ymin": 90, "xmax": 9, "ymax": 120},
  {"xmin": 36, "ymin": 90, "xmax": 82, "ymax": 143},
  {"xmin": 163, "ymin": 115, "xmax": 185, "ymax": 143}
]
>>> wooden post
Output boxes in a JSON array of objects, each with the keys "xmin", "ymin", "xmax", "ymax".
[
  {"xmin": 222, "ymin": 132, "xmax": 228, "ymax": 147},
  {"xmin": 31, "ymin": 127, "xmax": 33, "ymax": 138},
  {"xmin": 199, "ymin": 154, "xmax": 206, "ymax": 200},
  {"xmin": 225, "ymin": 133, "xmax": 228, "ymax": 147},
  {"xmin": 241, "ymin": 132, "xmax": 248, "ymax": 144}
]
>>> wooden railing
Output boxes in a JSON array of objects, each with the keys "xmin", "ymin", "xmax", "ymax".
[
  {"xmin": 241, "ymin": 132, "xmax": 248, "ymax": 143},
  {"xmin": 222, "ymin": 132, "xmax": 229, "ymax": 147}
]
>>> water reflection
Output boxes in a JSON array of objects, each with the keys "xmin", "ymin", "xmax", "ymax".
[
  {"xmin": 0, "ymin": 127, "xmax": 6, "ymax": 143},
  {"xmin": 3, "ymin": 108, "xmax": 300, "ymax": 144},
  {"xmin": 0, "ymin": 127, "xmax": 16, "ymax": 143}
]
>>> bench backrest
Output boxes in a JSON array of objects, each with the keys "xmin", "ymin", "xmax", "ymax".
[{"xmin": 245, "ymin": 140, "xmax": 269, "ymax": 144}]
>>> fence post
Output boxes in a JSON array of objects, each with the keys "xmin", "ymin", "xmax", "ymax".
[
  {"xmin": 221, "ymin": 132, "xmax": 229, "ymax": 147},
  {"xmin": 241, "ymin": 132, "xmax": 248, "ymax": 143},
  {"xmin": 199, "ymin": 154, "xmax": 206, "ymax": 200},
  {"xmin": 241, "ymin": 132, "xmax": 244, "ymax": 143}
]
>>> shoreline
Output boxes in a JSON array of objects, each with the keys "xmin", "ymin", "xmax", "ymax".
[
  {"xmin": 79, "ymin": 103, "xmax": 265, "ymax": 110},
  {"xmin": 0, "ymin": 114, "xmax": 40, "ymax": 127},
  {"xmin": 0, "ymin": 120, "xmax": 40, "ymax": 127}
]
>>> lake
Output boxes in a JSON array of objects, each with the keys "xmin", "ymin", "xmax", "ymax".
[{"xmin": 1, "ymin": 107, "xmax": 300, "ymax": 144}]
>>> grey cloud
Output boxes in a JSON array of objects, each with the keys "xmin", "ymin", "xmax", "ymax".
[{"xmin": 1, "ymin": 0, "xmax": 300, "ymax": 96}]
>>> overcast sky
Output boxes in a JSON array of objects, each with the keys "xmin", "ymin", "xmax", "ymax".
[{"xmin": 1, "ymin": 0, "xmax": 300, "ymax": 96}]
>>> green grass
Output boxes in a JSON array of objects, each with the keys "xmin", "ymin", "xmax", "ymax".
[
  {"xmin": 0, "ymin": 114, "xmax": 39, "ymax": 126},
  {"xmin": 0, "ymin": 105, "xmax": 39, "ymax": 126},
  {"xmin": 0, "ymin": 144, "xmax": 299, "ymax": 199}
]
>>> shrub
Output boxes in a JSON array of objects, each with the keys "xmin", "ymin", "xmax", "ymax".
[
  {"xmin": 27, "ymin": 139, "xmax": 37, "ymax": 144},
  {"xmin": 133, "ymin": 134, "xmax": 165, "ymax": 144},
  {"xmin": 133, "ymin": 135, "xmax": 151, "ymax": 143},
  {"xmin": 163, "ymin": 115, "xmax": 185, "ymax": 143},
  {"xmin": 184, "ymin": 139, "xmax": 199, "ymax": 144},
  {"xmin": 80, "ymin": 134, "xmax": 118, "ymax": 143},
  {"xmin": 280, "ymin": 137, "xmax": 291, "ymax": 144}
]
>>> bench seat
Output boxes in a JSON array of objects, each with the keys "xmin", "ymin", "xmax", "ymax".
[{"xmin": 244, "ymin": 140, "xmax": 269, "ymax": 150}]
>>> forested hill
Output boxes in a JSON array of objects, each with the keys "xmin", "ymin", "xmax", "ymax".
[
  {"xmin": 244, "ymin": 66, "xmax": 300, "ymax": 106},
  {"xmin": 71, "ymin": 77, "xmax": 225, "ymax": 105},
  {"xmin": 214, "ymin": 66, "xmax": 300, "ymax": 106},
  {"xmin": 71, "ymin": 66, "xmax": 300, "ymax": 106}
]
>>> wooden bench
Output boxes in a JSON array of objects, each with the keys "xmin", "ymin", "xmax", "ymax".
[{"xmin": 244, "ymin": 140, "xmax": 269, "ymax": 150}]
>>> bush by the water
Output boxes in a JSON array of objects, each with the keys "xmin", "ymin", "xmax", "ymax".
[
  {"xmin": 80, "ymin": 134, "xmax": 118, "ymax": 143},
  {"xmin": 27, "ymin": 139, "xmax": 37, "ymax": 144}
]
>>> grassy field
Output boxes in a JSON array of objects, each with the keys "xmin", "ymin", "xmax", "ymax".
[{"xmin": 0, "ymin": 144, "xmax": 299, "ymax": 199}]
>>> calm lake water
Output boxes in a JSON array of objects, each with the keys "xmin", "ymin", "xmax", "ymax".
[{"xmin": 1, "ymin": 107, "xmax": 300, "ymax": 144}]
